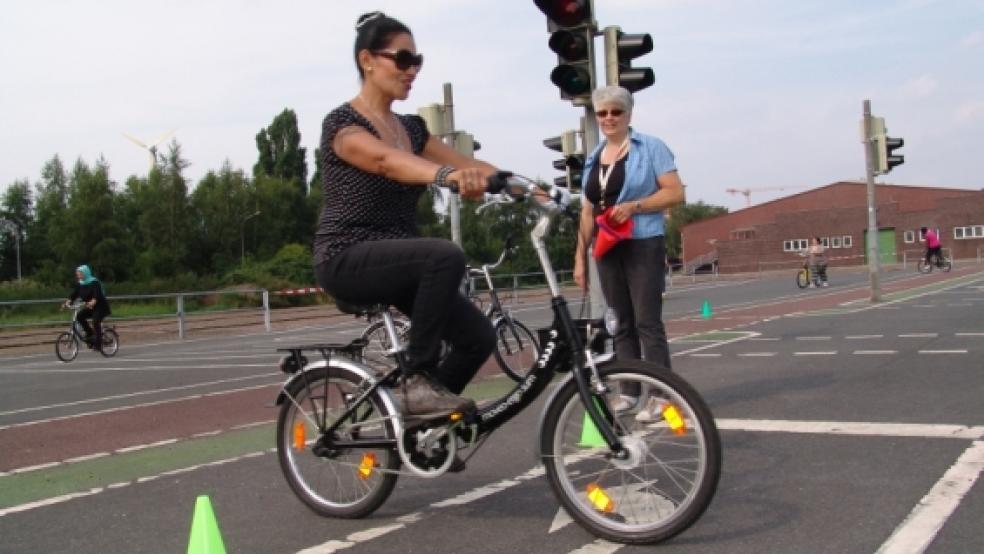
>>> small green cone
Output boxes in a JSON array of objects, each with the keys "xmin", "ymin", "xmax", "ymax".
[
  {"xmin": 701, "ymin": 300, "xmax": 713, "ymax": 319},
  {"xmin": 187, "ymin": 495, "xmax": 227, "ymax": 554},
  {"xmin": 578, "ymin": 411, "xmax": 607, "ymax": 448}
]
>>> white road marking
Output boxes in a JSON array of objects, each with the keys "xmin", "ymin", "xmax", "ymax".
[
  {"xmin": 568, "ymin": 540, "xmax": 623, "ymax": 554},
  {"xmin": 875, "ymin": 441, "xmax": 984, "ymax": 554},
  {"xmin": 750, "ymin": 337, "xmax": 780, "ymax": 341},
  {"xmin": 0, "ymin": 363, "xmax": 274, "ymax": 374},
  {"xmin": 899, "ymin": 333, "xmax": 938, "ymax": 338},
  {"xmin": 549, "ymin": 507, "xmax": 574, "ymax": 533},
  {"xmin": 690, "ymin": 353, "xmax": 722, "ymax": 358},
  {"xmin": 796, "ymin": 336, "xmax": 832, "ymax": 341},
  {"xmin": 738, "ymin": 353, "xmax": 776, "ymax": 357},
  {"xmin": 115, "ymin": 439, "xmax": 177, "ymax": 454},
  {"xmin": 955, "ymin": 332, "xmax": 984, "ymax": 337},
  {"xmin": 715, "ymin": 419, "xmax": 984, "ymax": 440},
  {"xmin": 854, "ymin": 350, "xmax": 898, "ymax": 355},
  {"xmin": 918, "ymin": 350, "xmax": 968, "ymax": 355},
  {"xmin": 847, "ymin": 334, "xmax": 883, "ymax": 339},
  {"xmin": 793, "ymin": 351, "xmax": 837, "ymax": 356}
]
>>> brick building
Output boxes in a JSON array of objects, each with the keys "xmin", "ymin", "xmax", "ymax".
[{"xmin": 680, "ymin": 182, "xmax": 984, "ymax": 274}]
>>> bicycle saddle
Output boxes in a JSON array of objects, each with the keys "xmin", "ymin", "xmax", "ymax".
[{"xmin": 334, "ymin": 299, "xmax": 389, "ymax": 317}]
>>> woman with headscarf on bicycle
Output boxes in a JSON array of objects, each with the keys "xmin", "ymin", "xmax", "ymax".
[
  {"xmin": 63, "ymin": 264, "xmax": 112, "ymax": 351},
  {"xmin": 313, "ymin": 11, "xmax": 497, "ymax": 417}
]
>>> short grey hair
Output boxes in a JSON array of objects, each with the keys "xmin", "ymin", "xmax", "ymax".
[{"xmin": 592, "ymin": 86, "xmax": 633, "ymax": 113}]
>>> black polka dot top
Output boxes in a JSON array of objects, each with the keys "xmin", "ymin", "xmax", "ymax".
[{"xmin": 314, "ymin": 103, "xmax": 431, "ymax": 265}]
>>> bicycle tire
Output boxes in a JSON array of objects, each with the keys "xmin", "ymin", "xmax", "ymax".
[
  {"xmin": 55, "ymin": 331, "xmax": 79, "ymax": 362},
  {"xmin": 277, "ymin": 365, "xmax": 400, "ymax": 518},
  {"xmin": 359, "ymin": 317, "xmax": 410, "ymax": 373},
  {"xmin": 917, "ymin": 259, "xmax": 932, "ymax": 274},
  {"xmin": 942, "ymin": 258, "xmax": 952, "ymax": 272},
  {"xmin": 796, "ymin": 269, "xmax": 810, "ymax": 288},
  {"xmin": 492, "ymin": 317, "xmax": 540, "ymax": 382},
  {"xmin": 540, "ymin": 361, "xmax": 721, "ymax": 544},
  {"xmin": 100, "ymin": 328, "xmax": 120, "ymax": 357}
]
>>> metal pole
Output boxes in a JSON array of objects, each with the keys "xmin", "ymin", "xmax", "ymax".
[
  {"xmin": 14, "ymin": 229, "xmax": 21, "ymax": 282},
  {"xmin": 262, "ymin": 290, "xmax": 271, "ymax": 332},
  {"xmin": 443, "ymin": 83, "xmax": 462, "ymax": 247},
  {"xmin": 177, "ymin": 294, "xmax": 185, "ymax": 339},
  {"xmin": 862, "ymin": 99, "xmax": 882, "ymax": 302}
]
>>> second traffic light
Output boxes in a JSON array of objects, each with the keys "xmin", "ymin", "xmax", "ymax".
[
  {"xmin": 870, "ymin": 116, "xmax": 905, "ymax": 174},
  {"xmin": 544, "ymin": 130, "xmax": 584, "ymax": 189},
  {"xmin": 603, "ymin": 26, "xmax": 655, "ymax": 93},
  {"xmin": 535, "ymin": 0, "xmax": 597, "ymax": 102}
]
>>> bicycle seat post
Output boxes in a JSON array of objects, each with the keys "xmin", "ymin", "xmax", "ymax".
[{"xmin": 380, "ymin": 309, "xmax": 406, "ymax": 358}]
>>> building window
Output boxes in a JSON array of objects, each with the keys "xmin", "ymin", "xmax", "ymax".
[
  {"xmin": 831, "ymin": 236, "xmax": 841, "ymax": 248},
  {"xmin": 842, "ymin": 235, "xmax": 853, "ymax": 248},
  {"xmin": 820, "ymin": 237, "xmax": 829, "ymax": 247},
  {"xmin": 783, "ymin": 239, "xmax": 808, "ymax": 252},
  {"xmin": 953, "ymin": 225, "xmax": 984, "ymax": 240},
  {"xmin": 904, "ymin": 230, "xmax": 915, "ymax": 243},
  {"xmin": 731, "ymin": 228, "xmax": 755, "ymax": 240}
]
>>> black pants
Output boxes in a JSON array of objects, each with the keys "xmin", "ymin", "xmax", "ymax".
[
  {"xmin": 316, "ymin": 238, "xmax": 495, "ymax": 394},
  {"xmin": 597, "ymin": 236, "xmax": 671, "ymax": 396},
  {"xmin": 76, "ymin": 308, "xmax": 105, "ymax": 346},
  {"xmin": 926, "ymin": 246, "xmax": 942, "ymax": 265}
]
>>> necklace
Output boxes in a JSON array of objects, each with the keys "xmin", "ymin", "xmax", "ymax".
[
  {"xmin": 598, "ymin": 138, "xmax": 630, "ymax": 207},
  {"xmin": 356, "ymin": 94, "xmax": 407, "ymax": 150}
]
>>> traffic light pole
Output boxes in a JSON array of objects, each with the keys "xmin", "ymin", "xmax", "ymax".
[
  {"xmin": 862, "ymin": 99, "xmax": 883, "ymax": 303},
  {"xmin": 580, "ymin": 109, "xmax": 608, "ymax": 317},
  {"xmin": 442, "ymin": 83, "xmax": 463, "ymax": 247}
]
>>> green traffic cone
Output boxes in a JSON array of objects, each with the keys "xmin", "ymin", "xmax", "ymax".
[
  {"xmin": 701, "ymin": 300, "xmax": 713, "ymax": 319},
  {"xmin": 187, "ymin": 495, "xmax": 227, "ymax": 554},
  {"xmin": 578, "ymin": 410, "xmax": 607, "ymax": 448}
]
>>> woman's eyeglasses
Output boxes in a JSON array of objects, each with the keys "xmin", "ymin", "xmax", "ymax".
[
  {"xmin": 596, "ymin": 109, "xmax": 625, "ymax": 118},
  {"xmin": 373, "ymin": 49, "xmax": 424, "ymax": 71}
]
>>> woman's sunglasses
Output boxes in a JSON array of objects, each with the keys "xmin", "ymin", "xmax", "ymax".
[
  {"xmin": 596, "ymin": 109, "xmax": 626, "ymax": 118},
  {"xmin": 373, "ymin": 49, "xmax": 424, "ymax": 71}
]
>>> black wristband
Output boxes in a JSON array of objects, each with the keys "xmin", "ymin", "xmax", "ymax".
[{"xmin": 434, "ymin": 165, "xmax": 455, "ymax": 188}]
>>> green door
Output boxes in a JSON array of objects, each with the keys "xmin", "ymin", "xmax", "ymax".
[{"xmin": 864, "ymin": 228, "xmax": 897, "ymax": 264}]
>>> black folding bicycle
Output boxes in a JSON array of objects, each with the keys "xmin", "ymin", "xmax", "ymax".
[{"xmin": 273, "ymin": 173, "xmax": 721, "ymax": 544}]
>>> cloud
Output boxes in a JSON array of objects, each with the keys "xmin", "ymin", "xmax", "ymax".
[
  {"xmin": 900, "ymin": 75, "xmax": 939, "ymax": 99},
  {"xmin": 960, "ymin": 31, "xmax": 983, "ymax": 48},
  {"xmin": 954, "ymin": 100, "xmax": 984, "ymax": 124}
]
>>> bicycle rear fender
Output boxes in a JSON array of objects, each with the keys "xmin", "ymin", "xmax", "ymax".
[{"xmin": 274, "ymin": 359, "xmax": 402, "ymax": 434}]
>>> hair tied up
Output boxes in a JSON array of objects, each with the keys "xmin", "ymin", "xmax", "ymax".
[{"xmin": 356, "ymin": 11, "xmax": 384, "ymax": 30}]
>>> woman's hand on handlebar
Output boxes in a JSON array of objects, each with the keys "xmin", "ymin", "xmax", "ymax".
[{"xmin": 449, "ymin": 167, "xmax": 496, "ymax": 199}]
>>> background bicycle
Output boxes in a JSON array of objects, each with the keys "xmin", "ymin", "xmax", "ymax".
[
  {"xmin": 917, "ymin": 252, "xmax": 952, "ymax": 273},
  {"xmin": 55, "ymin": 302, "xmax": 120, "ymax": 362}
]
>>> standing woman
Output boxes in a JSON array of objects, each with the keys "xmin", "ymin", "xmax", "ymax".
[
  {"xmin": 314, "ymin": 12, "xmax": 498, "ymax": 417},
  {"xmin": 573, "ymin": 86, "xmax": 685, "ymax": 418},
  {"xmin": 63, "ymin": 264, "xmax": 112, "ymax": 351}
]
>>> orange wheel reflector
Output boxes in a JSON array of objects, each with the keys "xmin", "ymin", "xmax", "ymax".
[
  {"xmin": 662, "ymin": 404, "xmax": 687, "ymax": 435},
  {"xmin": 292, "ymin": 422, "xmax": 306, "ymax": 450},
  {"xmin": 449, "ymin": 412, "xmax": 464, "ymax": 422},
  {"xmin": 586, "ymin": 483, "xmax": 615, "ymax": 513},
  {"xmin": 358, "ymin": 452, "xmax": 377, "ymax": 480}
]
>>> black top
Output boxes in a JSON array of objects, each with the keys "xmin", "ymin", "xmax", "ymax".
[
  {"xmin": 584, "ymin": 155, "xmax": 628, "ymax": 215},
  {"xmin": 69, "ymin": 281, "xmax": 111, "ymax": 316},
  {"xmin": 314, "ymin": 103, "xmax": 431, "ymax": 265}
]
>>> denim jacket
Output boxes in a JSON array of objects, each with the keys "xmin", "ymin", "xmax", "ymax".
[{"xmin": 581, "ymin": 128, "xmax": 676, "ymax": 238}]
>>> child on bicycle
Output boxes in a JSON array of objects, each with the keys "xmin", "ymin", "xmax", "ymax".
[
  {"xmin": 63, "ymin": 264, "xmax": 112, "ymax": 351},
  {"xmin": 807, "ymin": 236, "xmax": 828, "ymax": 287},
  {"xmin": 922, "ymin": 226, "xmax": 942, "ymax": 266}
]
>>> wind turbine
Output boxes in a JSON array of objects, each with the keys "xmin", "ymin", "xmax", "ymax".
[{"xmin": 123, "ymin": 129, "xmax": 176, "ymax": 171}]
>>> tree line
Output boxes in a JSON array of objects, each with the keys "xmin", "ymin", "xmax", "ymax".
[{"xmin": 0, "ymin": 108, "xmax": 725, "ymax": 293}]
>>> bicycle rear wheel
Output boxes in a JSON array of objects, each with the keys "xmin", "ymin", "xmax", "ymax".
[
  {"xmin": 492, "ymin": 317, "xmax": 540, "ymax": 382},
  {"xmin": 277, "ymin": 365, "xmax": 400, "ymax": 518},
  {"xmin": 796, "ymin": 269, "xmax": 810, "ymax": 288},
  {"xmin": 541, "ymin": 361, "xmax": 721, "ymax": 544},
  {"xmin": 941, "ymin": 257, "xmax": 952, "ymax": 272},
  {"xmin": 100, "ymin": 328, "xmax": 120, "ymax": 357},
  {"xmin": 55, "ymin": 332, "xmax": 79, "ymax": 362}
]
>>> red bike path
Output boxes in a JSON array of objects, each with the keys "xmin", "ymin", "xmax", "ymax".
[{"xmin": 1, "ymin": 268, "xmax": 977, "ymax": 474}]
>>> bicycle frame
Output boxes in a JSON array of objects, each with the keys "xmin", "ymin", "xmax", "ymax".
[{"xmin": 276, "ymin": 175, "xmax": 625, "ymax": 458}]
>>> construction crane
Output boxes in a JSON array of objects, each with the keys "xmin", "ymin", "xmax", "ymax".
[{"xmin": 725, "ymin": 186, "xmax": 807, "ymax": 207}]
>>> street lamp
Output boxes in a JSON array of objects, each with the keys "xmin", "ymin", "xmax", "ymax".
[{"xmin": 241, "ymin": 210, "xmax": 261, "ymax": 265}]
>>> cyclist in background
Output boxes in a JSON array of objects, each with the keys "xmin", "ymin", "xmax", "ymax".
[
  {"xmin": 807, "ymin": 236, "xmax": 829, "ymax": 287},
  {"xmin": 922, "ymin": 226, "xmax": 942, "ymax": 266},
  {"xmin": 63, "ymin": 264, "xmax": 112, "ymax": 351}
]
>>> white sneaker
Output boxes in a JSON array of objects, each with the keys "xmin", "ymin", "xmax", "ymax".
[
  {"xmin": 808, "ymin": 283, "xmax": 816, "ymax": 288},
  {"xmin": 822, "ymin": 282, "xmax": 829, "ymax": 287},
  {"xmin": 610, "ymin": 394, "xmax": 638, "ymax": 413},
  {"xmin": 635, "ymin": 396, "xmax": 665, "ymax": 423}
]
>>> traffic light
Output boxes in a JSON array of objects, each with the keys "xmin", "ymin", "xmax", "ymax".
[
  {"xmin": 870, "ymin": 116, "xmax": 905, "ymax": 174},
  {"xmin": 544, "ymin": 130, "xmax": 584, "ymax": 189},
  {"xmin": 602, "ymin": 26, "xmax": 654, "ymax": 93},
  {"xmin": 534, "ymin": 0, "xmax": 597, "ymax": 102}
]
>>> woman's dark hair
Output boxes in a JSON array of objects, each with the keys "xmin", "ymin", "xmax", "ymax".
[{"xmin": 354, "ymin": 12, "xmax": 412, "ymax": 79}]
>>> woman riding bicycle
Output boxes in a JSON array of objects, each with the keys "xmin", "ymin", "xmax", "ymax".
[
  {"xmin": 62, "ymin": 264, "xmax": 112, "ymax": 351},
  {"xmin": 313, "ymin": 11, "xmax": 497, "ymax": 417},
  {"xmin": 922, "ymin": 226, "xmax": 942, "ymax": 266}
]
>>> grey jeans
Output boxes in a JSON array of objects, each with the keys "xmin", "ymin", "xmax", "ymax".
[{"xmin": 596, "ymin": 236, "xmax": 671, "ymax": 394}]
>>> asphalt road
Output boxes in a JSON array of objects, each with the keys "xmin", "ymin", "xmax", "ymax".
[{"xmin": 1, "ymin": 265, "xmax": 982, "ymax": 553}]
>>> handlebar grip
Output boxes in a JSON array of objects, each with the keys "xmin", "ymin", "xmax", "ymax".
[{"xmin": 485, "ymin": 171, "xmax": 514, "ymax": 195}]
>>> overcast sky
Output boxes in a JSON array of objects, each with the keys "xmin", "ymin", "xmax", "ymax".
[{"xmin": 1, "ymin": 0, "xmax": 982, "ymax": 211}]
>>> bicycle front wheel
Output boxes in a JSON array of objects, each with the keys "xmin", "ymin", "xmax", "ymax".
[
  {"xmin": 100, "ymin": 328, "xmax": 120, "ymax": 357},
  {"xmin": 541, "ymin": 361, "xmax": 721, "ymax": 544},
  {"xmin": 277, "ymin": 365, "xmax": 400, "ymax": 518},
  {"xmin": 942, "ymin": 258, "xmax": 952, "ymax": 272},
  {"xmin": 492, "ymin": 317, "xmax": 540, "ymax": 382},
  {"xmin": 796, "ymin": 269, "xmax": 809, "ymax": 288},
  {"xmin": 359, "ymin": 317, "xmax": 409, "ymax": 373},
  {"xmin": 55, "ymin": 332, "xmax": 79, "ymax": 362}
]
